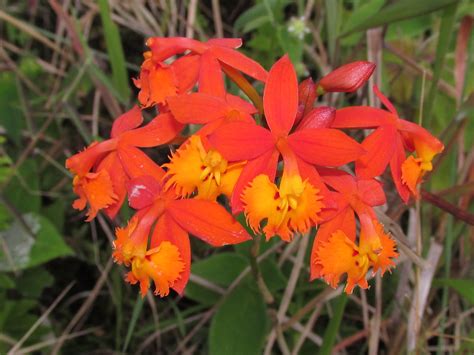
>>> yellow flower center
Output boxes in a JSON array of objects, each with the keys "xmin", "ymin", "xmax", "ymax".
[
  {"xmin": 242, "ymin": 173, "xmax": 323, "ymax": 241},
  {"xmin": 165, "ymin": 135, "xmax": 244, "ymax": 200}
]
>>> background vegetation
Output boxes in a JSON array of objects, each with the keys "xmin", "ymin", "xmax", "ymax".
[{"xmin": 0, "ymin": 0, "xmax": 473, "ymax": 353}]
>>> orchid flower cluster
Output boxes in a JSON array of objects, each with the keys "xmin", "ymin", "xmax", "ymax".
[{"xmin": 66, "ymin": 37, "xmax": 444, "ymax": 297}]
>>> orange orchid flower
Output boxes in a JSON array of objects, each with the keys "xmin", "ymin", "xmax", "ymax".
[
  {"xmin": 208, "ymin": 55, "xmax": 365, "ymax": 217},
  {"xmin": 66, "ymin": 107, "xmax": 182, "ymax": 220},
  {"xmin": 134, "ymin": 37, "xmax": 267, "ymax": 109},
  {"xmin": 332, "ymin": 86, "xmax": 444, "ymax": 202},
  {"xmin": 113, "ymin": 175, "xmax": 251, "ymax": 297},
  {"xmin": 310, "ymin": 168, "xmax": 398, "ymax": 293}
]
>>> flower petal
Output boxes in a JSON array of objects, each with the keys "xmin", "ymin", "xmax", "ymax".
[
  {"xmin": 296, "ymin": 77, "xmax": 317, "ymax": 123},
  {"xmin": 173, "ymin": 54, "xmax": 200, "ymax": 94},
  {"xmin": 111, "ymin": 106, "xmax": 143, "ymax": 138},
  {"xmin": 356, "ymin": 179, "xmax": 386, "ymax": 207},
  {"xmin": 207, "ymin": 38, "xmax": 242, "ymax": 48},
  {"xmin": 263, "ymin": 55, "xmax": 298, "ymax": 135},
  {"xmin": 390, "ymin": 136, "xmax": 411, "ymax": 203},
  {"xmin": 120, "ymin": 113, "xmax": 183, "ymax": 147},
  {"xmin": 355, "ymin": 125, "xmax": 398, "ymax": 178},
  {"xmin": 332, "ymin": 106, "xmax": 395, "ymax": 129},
  {"xmin": 288, "ymin": 128, "xmax": 365, "ymax": 166},
  {"xmin": 230, "ymin": 148, "xmax": 280, "ymax": 214},
  {"xmin": 198, "ymin": 51, "xmax": 226, "ymax": 97},
  {"xmin": 167, "ymin": 199, "xmax": 251, "ymax": 246},
  {"xmin": 151, "ymin": 213, "xmax": 191, "ymax": 295},
  {"xmin": 118, "ymin": 145, "xmax": 165, "ymax": 181},
  {"xmin": 210, "ymin": 45, "xmax": 268, "ymax": 82},
  {"xmin": 318, "ymin": 61, "xmax": 375, "ymax": 93},
  {"xmin": 208, "ymin": 121, "xmax": 275, "ymax": 161},
  {"xmin": 167, "ymin": 93, "xmax": 231, "ymax": 124},
  {"xmin": 98, "ymin": 152, "xmax": 128, "ymax": 219}
]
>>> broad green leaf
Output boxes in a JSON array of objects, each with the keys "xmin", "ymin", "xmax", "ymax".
[
  {"xmin": 4, "ymin": 159, "xmax": 40, "ymax": 214},
  {"xmin": 0, "ymin": 274, "xmax": 14, "ymax": 289},
  {"xmin": 340, "ymin": 0, "xmax": 460, "ymax": 36},
  {"xmin": 209, "ymin": 282, "xmax": 268, "ymax": 355},
  {"xmin": 434, "ymin": 279, "xmax": 474, "ymax": 305},
  {"xmin": 98, "ymin": 0, "xmax": 129, "ymax": 101},
  {"xmin": 0, "ymin": 213, "xmax": 73, "ymax": 271},
  {"xmin": 319, "ymin": 294, "xmax": 348, "ymax": 355},
  {"xmin": 15, "ymin": 267, "xmax": 54, "ymax": 298},
  {"xmin": 185, "ymin": 253, "xmax": 248, "ymax": 305}
]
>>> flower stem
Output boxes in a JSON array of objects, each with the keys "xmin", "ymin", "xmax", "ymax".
[{"xmin": 249, "ymin": 235, "xmax": 274, "ymax": 304}]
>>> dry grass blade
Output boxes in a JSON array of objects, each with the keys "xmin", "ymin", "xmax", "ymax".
[
  {"xmin": 407, "ymin": 239, "xmax": 443, "ymax": 352},
  {"xmin": 7, "ymin": 282, "xmax": 75, "ymax": 354}
]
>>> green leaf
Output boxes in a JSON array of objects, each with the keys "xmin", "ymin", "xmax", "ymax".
[
  {"xmin": 4, "ymin": 159, "xmax": 40, "ymax": 214},
  {"xmin": 209, "ymin": 282, "xmax": 268, "ymax": 355},
  {"xmin": 340, "ymin": 0, "xmax": 460, "ymax": 36},
  {"xmin": 0, "ymin": 72, "xmax": 24, "ymax": 144},
  {"xmin": 434, "ymin": 279, "xmax": 474, "ymax": 305},
  {"xmin": 185, "ymin": 253, "xmax": 248, "ymax": 305},
  {"xmin": 15, "ymin": 267, "xmax": 54, "ymax": 298},
  {"xmin": 234, "ymin": 0, "xmax": 289, "ymax": 33},
  {"xmin": 98, "ymin": 0, "xmax": 129, "ymax": 101},
  {"xmin": 319, "ymin": 294, "xmax": 348, "ymax": 355},
  {"xmin": 122, "ymin": 294, "xmax": 144, "ymax": 352},
  {"xmin": 0, "ymin": 213, "xmax": 73, "ymax": 271}
]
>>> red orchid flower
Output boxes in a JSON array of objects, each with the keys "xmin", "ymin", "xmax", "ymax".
[
  {"xmin": 310, "ymin": 168, "xmax": 398, "ymax": 293},
  {"xmin": 134, "ymin": 37, "xmax": 268, "ymax": 108},
  {"xmin": 209, "ymin": 55, "xmax": 365, "ymax": 215},
  {"xmin": 113, "ymin": 174, "xmax": 251, "ymax": 297},
  {"xmin": 332, "ymin": 86, "xmax": 444, "ymax": 202},
  {"xmin": 66, "ymin": 106, "xmax": 182, "ymax": 220}
]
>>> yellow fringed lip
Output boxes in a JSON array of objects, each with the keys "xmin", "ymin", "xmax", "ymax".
[
  {"xmin": 241, "ymin": 172, "xmax": 323, "ymax": 241},
  {"xmin": 164, "ymin": 135, "xmax": 244, "ymax": 200}
]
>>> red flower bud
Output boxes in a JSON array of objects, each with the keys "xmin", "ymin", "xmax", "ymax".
[
  {"xmin": 295, "ymin": 78, "xmax": 318, "ymax": 124},
  {"xmin": 297, "ymin": 106, "xmax": 336, "ymax": 130},
  {"xmin": 318, "ymin": 61, "xmax": 375, "ymax": 93}
]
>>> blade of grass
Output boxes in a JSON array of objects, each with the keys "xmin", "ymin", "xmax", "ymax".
[
  {"xmin": 318, "ymin": 293, "xmax": 348, "ymax": 355},
  {"xmin": 340, "ymin": 0, "xmax": 460, "ymax": 37},
  {"xmin": 122, "ymin": 294, "xmax": 144, "ymax": 352},
  {"xmin": 98, "ymin": 0, "xmax": 129, "ymax": 101},
  {"xmin": 424, "ymin": 3, "xmax": 459, "ymax": 124},
  {"xmin": 324, "ymin": 0, "xmax": 339, "ymax": 63}
]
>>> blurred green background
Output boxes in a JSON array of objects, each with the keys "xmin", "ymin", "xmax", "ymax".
[{"xmin": 0, "ymin": 0, "xmax": 473, "ymax": 354}]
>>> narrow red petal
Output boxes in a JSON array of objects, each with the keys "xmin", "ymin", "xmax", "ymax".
[
  {"xmin": 98, "ymin": 152, "xmax": 127, "ymax": 219},
  {"xmin": 198, "ymin": 51, "xmax": 226, "ymax": 97},
  {"xmin": 263, "ymin": 55, "xmax": 298, "ymax": 135},
  {"xmin": 288, "ymin": 128, "xmax": 365, "ymax": 166},
  {"xmin": 120, "ymin": 113, "xmax": 183, "ymax": 147},
  {"xmin": 230, "ymin": 148, "xmax": 280, "ymax": 214},
  {"xmin": 118, "ymin": 145, "xmax": 165, "ymax": 181},
  {"xmin": 332, "ymin": 106, "xmax": 395, "ymax": 129},
  {"xmin": 111, "ymin": 106, "xmax": 143, "ymax": 138},
  {"xmin": 208, "ymin": 121, "xmax": 275, "ymax": 161},
  {"xmin": 390, "ymin": 137, "xmax": 410, "ymax": 203},
  {"xmin": 210, "ymin": 45, "xmax": 268, "ymax": 82},
  {"xmin": 356, "ymin": 179, "xmax": 386, "ymax": 207},
  {"xmin": 151, "ymin": 212, "xmax": 191, "ymax": 295},
  {"xmin": 207, "ymin": 38, "xmax": 242, "ymax": 48},
  {"xmin": 226, "ymin": 94, "xmax": 257, "ymax": 114},
  {"xmin": 373, "ymin": 85, "xmax": 398, "ymax": 115},
  {"xmin": 296, "ymin": 77, "xmax": 317, "ymax": 123},
  {"xmin": 167, "ymin": 199, "xmax": 251, "ymax": 247},
  {"xmin": 318, "ymin": 167, "xmax": 357, "ymax": 195},
  {"xmin": 172, "ymin": 54, "xmax": 200, "ymax": 94},
  {"xmin": 355, "ymin": 125, "xmax": 397, "ymax": 178},
  {"xmin": 167, "ymin": 93, "xmax": 231, "ymax": 124},
  {"xmin": 318, "ymin": 61, "xmax": 375, "ymax": 93}
]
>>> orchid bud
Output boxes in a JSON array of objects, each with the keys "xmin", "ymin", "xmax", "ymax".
[
  {"xmin": 318, "ymin": 61, "xmax": 375, "ymax": 93},
  {"xmin": 297, "ymin": 106, "xmax": 336, "ymax": 130},
  {"xmin": 295, "ymin": 77, "xmax": 318, "ymax": 124}
]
